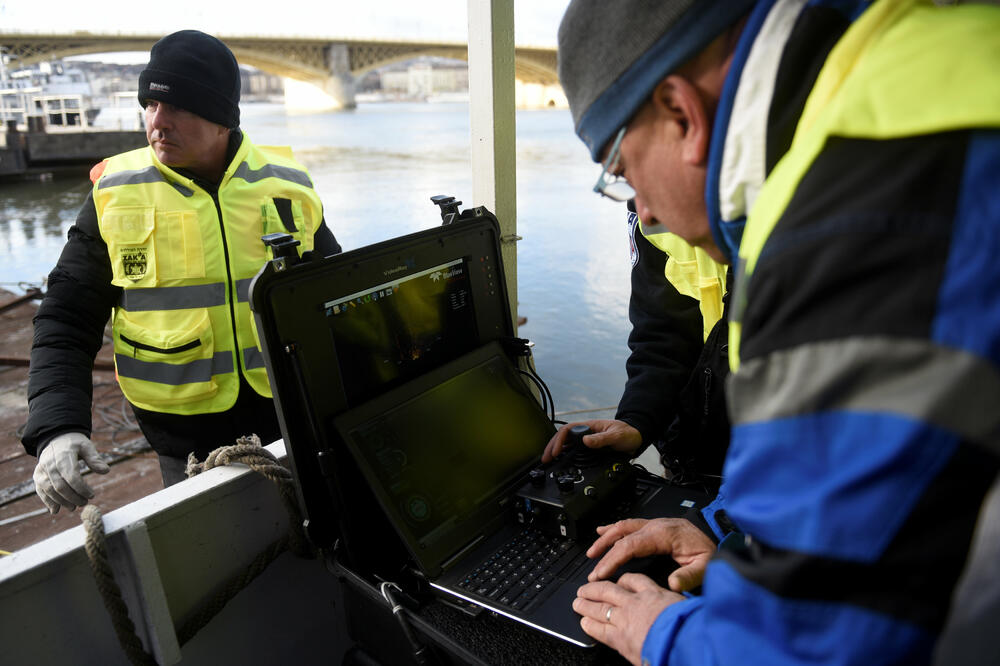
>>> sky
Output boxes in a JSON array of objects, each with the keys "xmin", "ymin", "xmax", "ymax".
[{"xmin": 0, "ymin": 1, "xmax": 570, "ymax": 48}]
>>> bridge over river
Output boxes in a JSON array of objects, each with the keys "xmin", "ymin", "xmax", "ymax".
[{"xmin": 0, "ymin": 31, "xmax": 561, "ymax": 109}]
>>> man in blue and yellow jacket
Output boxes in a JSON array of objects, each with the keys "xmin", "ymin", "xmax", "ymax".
[
  {"xmin": 558, "ymin": 0, "xmax": 1000, "ymax": 664},
  {"xmin": 23, "ymin": 30, "xmax": 341, "ymax": 513}
]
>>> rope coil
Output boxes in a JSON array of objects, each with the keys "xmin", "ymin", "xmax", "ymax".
[
  {"xmin": 82, "ymin": 434, "xmax": 314, "ymax": 662},
  {"xmin": 184, "ymin": 435, "xmax": 311, "ymax": 559},
  {"xmin": 82, "ymin": 504, "xmax": 157, "ymax": 666}
]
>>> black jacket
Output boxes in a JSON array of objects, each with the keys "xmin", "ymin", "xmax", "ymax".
[
  {"xmin": 22, "ymin": 131, "xmax": 341, "ymax": 459},
  {"xmin": 615, "ymin": 202, "xmax": 730, "ymax": 489}
]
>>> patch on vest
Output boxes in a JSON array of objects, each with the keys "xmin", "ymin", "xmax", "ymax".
[{"xmin": 120, "ymin": 247, "xmax": 149, "ymax": 281}]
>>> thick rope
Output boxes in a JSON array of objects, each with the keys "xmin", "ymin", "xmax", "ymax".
[
  {"xmin": 81, "ymin": 434, "xmax": 315, "ymax": 661},
  {"xmin": 175, "ymin": 434, "xmax": 315, "ymax": 644},
  {"xmin": 184, "ymin": 434, "xmax": 312, "ymax": 558},
  {"xmin": 175, "ymin": 535, "xmax": 290, "ymax": 646},
  {"xmin": 81, "ymin": 505, "xmax": 158, "ymax": 666}
]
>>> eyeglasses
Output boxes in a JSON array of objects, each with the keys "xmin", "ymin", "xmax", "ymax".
[{"xmin": 593, "ymin": 126, "xmax": 636, "ymax": 202}]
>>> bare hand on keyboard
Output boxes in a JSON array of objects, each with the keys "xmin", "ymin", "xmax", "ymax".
[
  {"xmin": 585, "ymin": 517, "xmax": 715, "ymax": 592},
  {"xmin": 574, "ymin": 572, "xmax": 684, "ymax": 666}
]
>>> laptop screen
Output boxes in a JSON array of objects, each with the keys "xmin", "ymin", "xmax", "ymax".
[
  {"xmin": 322, "ymin": 257, "xmax": 479, "ymax": 405},
  {"xmin": 335, "ymin": 342, "xmax": 555, "ymax": 573}
]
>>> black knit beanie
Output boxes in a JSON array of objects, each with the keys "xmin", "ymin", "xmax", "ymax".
[{"xmin": 138, "ymin": 30, "xmax": 241, "ymax": 129}]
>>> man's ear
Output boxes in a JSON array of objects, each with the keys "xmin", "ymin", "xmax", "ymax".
[{"xmin": 649, "ymin": 75, "xmax": 711, "ymax": 167}]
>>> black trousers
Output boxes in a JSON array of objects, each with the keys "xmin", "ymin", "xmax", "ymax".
[
  {"xmin": 158, "ymin": 454, "xmax": 190, "ymax": 487},
  {"xmin": 133, "ymin": 379, "xmax": 282, "ymax": 487}
]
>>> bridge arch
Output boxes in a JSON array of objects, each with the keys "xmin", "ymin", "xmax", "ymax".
[{"xmin": 0, "ymin": 33, "xmax": 560, "ymax": 109}]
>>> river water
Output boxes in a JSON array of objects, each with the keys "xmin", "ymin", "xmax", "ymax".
[{"xmin": 0, "ymin": 102, "xmax": 633, "ymax": 414}]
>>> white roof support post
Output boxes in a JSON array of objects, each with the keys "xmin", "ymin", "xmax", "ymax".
[{"xmin": 467, "ymin": 0, "xmax": 519, "ymax": 331}]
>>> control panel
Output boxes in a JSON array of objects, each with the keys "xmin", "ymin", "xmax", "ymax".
[{"xmin": 513, "ymin": 425, "xmax": 638, "ymax": 540}]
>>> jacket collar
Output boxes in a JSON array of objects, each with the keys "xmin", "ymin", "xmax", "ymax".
[
  {"xmin": 705, "ymin": 0, "xmax": 871, "ymax": 263},
  {"xmin": 705, "ymin": 0, "xmax": 802, "ymax": 264}
]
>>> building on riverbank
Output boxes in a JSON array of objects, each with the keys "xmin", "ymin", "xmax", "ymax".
[{"xmin": 357, "ymin": 55, "xmax": 566, "ymax": 108}]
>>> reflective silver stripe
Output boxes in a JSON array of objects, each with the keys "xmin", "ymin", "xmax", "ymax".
[
  {"xmin": 170, "ymin": 182, "xmax": 195, "ymax": 197},
  {"xmin": 98, "ymin": 166, "xmax": 165, "ymax": 189},
  {"xmin": 232, "ymin": 161, "xmax": 313, "ymax": 188},
  {"xmin": 98, "ymin": 166, "xmax": 193, "ymax": 197},
  {"xmin": 115, "ymin": 351, "xmax": 234, "ymax": 385},
  {"xmin": 235, "ymin": 278, "xmax": 254, "ymax": 303},
  {"xmin": 119, "ymin": 283, "xmax": 227, "ymax": 311},
  {"xmin": 731, "ymin": 256, "xmax": 749, "ymax": 326},
  {"xmin": 243, "ymin": 346, "xmax": 267, "ymax": 371},
  {"xmin": 729, "ymin": 336, "xmax": 1000, "ymax": 453}
]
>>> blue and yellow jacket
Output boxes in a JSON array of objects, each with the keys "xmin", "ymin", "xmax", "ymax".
[{"xmin": 644, "ymin": 1, "xmax": 1000, "ymax": 664}]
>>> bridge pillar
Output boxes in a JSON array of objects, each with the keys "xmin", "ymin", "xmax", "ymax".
[
  {"xmin": 323, "ymin": 43, "xmax": 356, "ymax": 110},
  {"xmin": 282, "ymin": 43, "xmax": 357, "ymax": 112}
]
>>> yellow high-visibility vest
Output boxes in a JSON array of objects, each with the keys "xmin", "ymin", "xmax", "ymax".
[
  {"xmin": 93, "ymin": 138, "xmax": 322, "ymax": 414},
  {"xmin": 640, "ymin": 221, "xmax": 728, "ymax": 342}
]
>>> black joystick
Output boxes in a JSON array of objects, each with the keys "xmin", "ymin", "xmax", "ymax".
[
  {"xmin": 565, "ymin": 424, "xmax": 602, "ymax": 467},
  {"xmin": 565, "ymin": 424, "xmax": 590, "ymax": 448}
]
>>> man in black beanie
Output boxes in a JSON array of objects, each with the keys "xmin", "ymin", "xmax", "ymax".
[
  {"xmin": 23, "ymin": 29, "xmax": 342, "ymax": 513},
  {"xmin": 135, "ymin": 29, "xmax": 242, "ymax": 182}
]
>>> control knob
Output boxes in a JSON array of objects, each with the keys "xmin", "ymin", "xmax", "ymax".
[
  {"xmin": 528, "ymin": 468, "xmax": 546, "ymax": 487},
  {"xmin": 556, "ymin": 473, "xmax": 576, "ymax": 494}
]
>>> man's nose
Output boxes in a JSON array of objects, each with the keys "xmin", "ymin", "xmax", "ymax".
[{"xmin": 149, "ymin": 105, "xmax": 171, "ymax": 129}]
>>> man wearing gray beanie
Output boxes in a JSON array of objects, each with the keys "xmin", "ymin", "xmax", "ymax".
[
  {"xmin": 559, "ymin": 1, "xmax": 1000, "ymax": 665},
  {"xmin": 23, "ymin": 30, "xmax": 342, "ymax": 512}
]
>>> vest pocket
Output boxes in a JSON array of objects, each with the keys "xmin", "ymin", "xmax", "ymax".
[
  {"xmin": 113, "ymin": 309, "xmax": 220, "ymax": 408},
  {"xmin": 154, "ymin": 210, "xmax": 204, "ymax": 280},
  {"xmin": 104, "ymin": 205, "xmax": 157, "ymax": 287}
]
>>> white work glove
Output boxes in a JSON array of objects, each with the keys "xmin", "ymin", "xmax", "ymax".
[{"xmin": 33, "ymin": 432, "xmax": 110, "ymax": 514}]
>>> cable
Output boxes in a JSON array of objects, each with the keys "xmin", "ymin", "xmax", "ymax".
[
  {"xmin": 525, "ymin": 357, "xmax": 556, "ymax": 424},
  {"xmin": 518, "ymin": 369, "xmax": 549, "ymax": 417},
  {"xmin": 91, "ymin": 380, "xmax": 141, "ymax": 447},
  {"xmin": 379, "ymin": 582, "xmax": 434, "ymax": 665},
  {"xmin": 502, "ymin": 336, "xmax": 557, "ymax": 423},
  {"xmin": 522, "ymin": 348, "xmax": 556, "ymax": 423}
]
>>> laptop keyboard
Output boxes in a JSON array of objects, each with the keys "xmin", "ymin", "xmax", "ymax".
[{"xmin": 457, "ymin": 528, "xmax": 588, "ymax": 612}]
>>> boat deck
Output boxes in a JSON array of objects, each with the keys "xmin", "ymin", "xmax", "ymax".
[{"xmin": 0, "ymin": 288, "xmax": 161, "ymax": 554}]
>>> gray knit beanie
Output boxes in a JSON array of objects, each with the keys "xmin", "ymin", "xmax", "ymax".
[{"xmin": 558, "ymin": 0, "xmax": 758, "ymax": 161}]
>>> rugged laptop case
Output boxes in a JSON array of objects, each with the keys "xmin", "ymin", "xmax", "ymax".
[{"xmin": 249, "ymin": 204, "xmax": 515, "ymax": 575}]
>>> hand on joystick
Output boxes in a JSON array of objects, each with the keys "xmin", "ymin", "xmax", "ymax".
[{"xmin": 541, "ymin": 419, "xmax": 643, "ymax": 463}]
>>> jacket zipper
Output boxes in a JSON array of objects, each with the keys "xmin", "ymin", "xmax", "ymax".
[
  {"xmin": 210, "ymin": 189, "xmax": 246, "ymax": 382},
  {"xmin": 703, "ymin": 367, "xmax": 713, "ymax": 419}
]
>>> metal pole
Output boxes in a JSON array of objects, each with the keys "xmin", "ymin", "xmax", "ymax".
[{"xmin": 467, "ymin": 0, "xmax": 519, "ymax": 331}]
